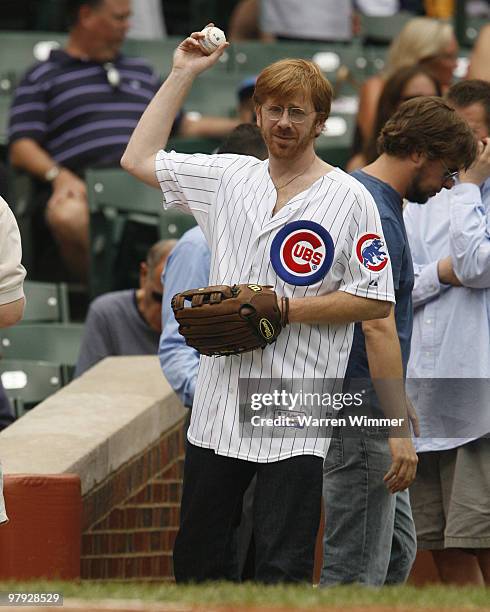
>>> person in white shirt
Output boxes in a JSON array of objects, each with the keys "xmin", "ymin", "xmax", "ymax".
[
  {"xmin": 404, "ymin": 79, "xmax": 490, "ymax": 586},
  {"xmin": 0, "ymin": 196, "xmax": 26, "ymax": 525}
]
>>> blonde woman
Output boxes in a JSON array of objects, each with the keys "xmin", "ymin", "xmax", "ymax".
[{"xmin": 356, "ymin": 17, "xmax": 458, "ymax": 150}]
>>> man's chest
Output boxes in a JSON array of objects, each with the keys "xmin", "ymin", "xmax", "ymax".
[{"xmin": 211, "ymin": 178, "xmax": 353, "ymax": 289}]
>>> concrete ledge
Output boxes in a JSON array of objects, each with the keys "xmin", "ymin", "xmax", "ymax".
[{"xmin": 0, "ymin": 356, "xmax": 186, "ymax": 495}]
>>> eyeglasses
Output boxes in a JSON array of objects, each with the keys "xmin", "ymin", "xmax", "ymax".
[
  {"xmin": 151, "ymin": 291, "xmax": 163, "ymax": 303},
  {"xmin": 442, "ymin": 162, "xmax": 459, "ymax": 183},
  {"xmin": 263, "ymin": 105, "xmax": 316, "ymax": 124}
]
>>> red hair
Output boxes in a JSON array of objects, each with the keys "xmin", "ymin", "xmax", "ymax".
[{"xmin": 253, "ymin": 59, "xmax": 333, "ymax": 120}]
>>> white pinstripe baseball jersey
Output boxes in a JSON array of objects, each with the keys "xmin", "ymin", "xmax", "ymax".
[{"xmin": 156, "ymin": 150, "xmax": 395, "ymax": 462}]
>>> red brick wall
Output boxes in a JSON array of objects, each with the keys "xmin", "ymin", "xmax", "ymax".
[
  {"xmin": 81, "ymin": 420, "xmax": 186, "ymax": 581},
  {"xmin": 81, "ymin": 421, "xmax": 442, "ymax": 584}
]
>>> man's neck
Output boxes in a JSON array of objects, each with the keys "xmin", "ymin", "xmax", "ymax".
[
  {"xmin": 135, "ymin": 288, "xmax": 149, "ymax": 327},
  {"xmin": 268, "ymin": 148, "xmax": 319, "ymax": 182},
  {"xmin": 361, "ymin": 154, "xmax": 412, "ymax": 201},
  {"xmin": 66, "ymin": 32, "xmax": 116, "ymax": 62}
]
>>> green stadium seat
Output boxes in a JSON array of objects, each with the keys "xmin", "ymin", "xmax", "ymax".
[
  {"xmin": 0, "ymin": 30, "xmax": 66, "ymax": 145},
  {"xmin": 186, "ymin": 73, "xmax": 244, "ymax": 117},
  {"xmin": 87, "ymin": 168, "xmax": 163, "ymax": 217},
  {"xmin": 122, "ymin": 36, "xmax": 231, "ymax": 80},
  {"xmin": 159, "ymin": 209, "xmax": 197, "ymax": 240},
  {"xmin": 359, "ymin": 12, "xmax": 413, "ymax": 45},
  {"xmin": 0, "ymin": 359, "xmax": 63, "ymax": 417},
  {"xmin": 86, "ymin": 168, "xmax": 196, "ymax": 297},
  {"xmin": 365, "ymin": 45, "xmax": 388, "ymax": 77},
  {"xmin": 167, "ymin": 136, "xmax": 221, "ymax": 154},
  {"xmin": 464, "ymin": 17, "xmax": 488, "ymax": 44},
  {"xmin": 0, "ymin": 323, "xmax": 84, "ymax": 384},
  {"xmin": 6, "ymin": 170, "xmax": 40, "ymax": 274},
  {"xmin": 0, "ymin": 31, "xmax": 67, "ymax": 92},
  {"xmin": 0, "ymin": 323, "xmax": 83, "ymax": 363},
  {"xmin": 230, "ymin": 40, "xmax": 368, "ymax": 96},
  {"xmin": 316, "ymin": 113, "xmax": 356, "ymax": 169},
  {"xmin": 23, "ymin": 281, "xmax": 70, "ymax": 324},
  {"xmin": 0, "ymin": 94, "xmax": 11, "ymax": 146}
]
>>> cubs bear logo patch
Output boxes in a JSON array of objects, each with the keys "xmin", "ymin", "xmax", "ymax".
[
  {"xmin": 270, "ymin": 220, "xmax": 334, "ymax": 286},
  {"xmin": 356, "ymin": 233, "xmax": 389, "ymax": 272}
]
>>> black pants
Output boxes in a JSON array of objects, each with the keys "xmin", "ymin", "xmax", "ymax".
[{"xmin": 173, "ymin": 443, "xmax": 323, "ymax": 583}]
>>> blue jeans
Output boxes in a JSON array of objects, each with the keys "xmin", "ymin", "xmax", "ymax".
[{"xmin": 320, "ymin": 430, "xmax": 417, "ymax": 586}]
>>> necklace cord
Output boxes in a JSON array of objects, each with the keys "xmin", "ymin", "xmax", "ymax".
[{"xmin": 272, "ymin": 156, "xmax": 317, "ymax": 190}]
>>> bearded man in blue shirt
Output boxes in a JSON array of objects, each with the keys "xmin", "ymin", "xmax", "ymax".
[{"xmin": 321, "ymin": 95, "xmax": 477, "ymax": 587}]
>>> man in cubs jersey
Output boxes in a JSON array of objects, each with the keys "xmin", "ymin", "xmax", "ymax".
[{"xmin": 122, "ymin": 29, "xmax": 409, "ymax": 583}]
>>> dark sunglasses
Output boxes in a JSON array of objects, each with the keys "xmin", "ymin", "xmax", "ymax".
[
  {"xmin": 442, "ymin": 161, "xmax": 459, "ymax": 182},
  {"xmin": 151, "ymin": 291, "xmax": 163, "ymax": 303},
  {"xmin": 103, "ymin": 62, "xmax": 121, "ymax": 89}
]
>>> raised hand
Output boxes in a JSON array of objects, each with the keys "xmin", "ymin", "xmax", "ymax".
[
  {"xmin": 460, "ymin": 137, "xmax": 490, "ymax": 186},
  {"xmin": 172, "ymin": 24, "xmax": 229, "ymax": 77}
]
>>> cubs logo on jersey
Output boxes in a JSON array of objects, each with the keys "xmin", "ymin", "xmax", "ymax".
[
  {"xmin": 270, "ymin": 220, "xmax": 334, "ymax": 286},
  {"xmin": 356, "ymin": 233, "xmax": 389, "ymax": 272}
]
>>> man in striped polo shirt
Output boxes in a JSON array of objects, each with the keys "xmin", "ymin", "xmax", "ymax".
[{"xmin": 8, "ymin": 0, "xmax": 238, "ymax": 282}]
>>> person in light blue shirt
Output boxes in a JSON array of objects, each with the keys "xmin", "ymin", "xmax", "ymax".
[
  {"xmin": 404, "ymin": 80, "xmax": 490, "ymax": 585},
  {"xmin": 159, "ymin": 226, "xmax": 210, "ymax": 408}
]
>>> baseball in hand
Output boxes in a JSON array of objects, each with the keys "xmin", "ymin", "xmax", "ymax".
[{"xmin": 199, "ymin": 26, "xmax": 227, "ymax": 55}]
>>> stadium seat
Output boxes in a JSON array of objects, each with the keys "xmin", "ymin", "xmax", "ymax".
[
  {"xmin": 0, "ymin": 31, "xmax": 66, "ymax": 91},
  {"xmin": 167, "ymin": 136, "xmax": 221, "ymax": 154},
  {"xmin": 186, "ymin": 73, "xmax": 243, "ymax": 117},
  {"xmin": 464, "ymin": 17, "xmax": 488, "ymax": 44},
  {"xmin": 123, "ymin": 36, "xmax": 230, "ymax": 80},
  {"xmin": 86, "ymin": 168, "xmax": 196, "ymax": 297},
  {"xmin": 0, "ymin": 94, "xmax": 10, "ymax": 147},
  {"xmin": 0, "ymin": 30, "xmax": 66, "ymax": 146},
  {"xmin": 316, "ymin": 113, "xmax": 356, "ymax": 169},
  {"xmin": 22, "ymin": 280, "xmax": 70, "ymax": 324},
  {"xmin": 159, "ymin": 209, "xmax": 197, "ymax": 240},
  {"xmin": 0, "ymin": 358, "xmax": 63, "ymax": 417},
  {"xmin": 359, "ymin": 12, "xmax": 413, "ymax": 45},
  {"xmin": 230, "ymin": 41, "xmax": 368, "ymax": 96},
  {"xmin": 0, "ymin": 323, "xmax": 83, "ymax": 383},
  {"xmin": 364, "ymin": 45, "xmax": 388, "ymax": 77}
]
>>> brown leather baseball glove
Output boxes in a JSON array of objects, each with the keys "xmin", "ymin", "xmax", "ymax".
[{"xmin": 171, "ymin": 284, "xmax": 289, "ymax": 356}]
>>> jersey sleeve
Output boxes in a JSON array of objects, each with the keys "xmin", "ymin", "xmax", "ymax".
[
  {"xmin": 0, "ymin": 198, "xmax": 26, "ymax": 305},
  {"xmin": 448, "ymin": 182, "xmax": 490, "ymax": 288},
  {"xmin": 155, "ymin": 150, "xmax": 243, "ymax": 242},
  {"xmin": 338, "ymin": 187, "xmax": 395, "ymax": 303}
]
